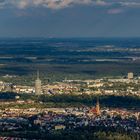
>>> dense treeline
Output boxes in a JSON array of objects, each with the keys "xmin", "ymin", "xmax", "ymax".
[
  {"xmin": 0, "ymin": 92, "xmax": 140, "ymax": 109},
  {"xmin": 0, "ymin": 129, "xmax": 137, "ymax": 140},
  {"xmin": 37, "ymin": 94, "xmax": 140, "ymax": 109},
  {"xmin": 0, "ymin": 92, "xmax": 17, "ymax": 100},
  {"xmin": 19, "ymin": 93, "xmax": 140, "ymax": 109}
]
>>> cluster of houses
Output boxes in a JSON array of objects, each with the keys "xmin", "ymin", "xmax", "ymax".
[{"xmin": 0, "ymin": 106, "xmax": 139, "ymax": 137}]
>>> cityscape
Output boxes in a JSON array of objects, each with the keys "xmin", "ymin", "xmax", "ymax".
[
  {"xmin": 0, "ymin": 0, "xmax": 140, "ymax": 139},
  {"xmin": 1, "ymin": 71, "xmax": 140, "ymax": 97},
  {"xmin": 0, "ymin": 71, "xmax": 139, "ymax": 139}
]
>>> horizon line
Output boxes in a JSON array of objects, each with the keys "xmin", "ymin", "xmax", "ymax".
[{"xmin": 0, "ymin": 37, "xmax": 140, "ymax": 39}]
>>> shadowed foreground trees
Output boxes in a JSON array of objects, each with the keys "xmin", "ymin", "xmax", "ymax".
[{"xmin": 0, "ymin": 92, "xmax": 140, "ymax": 109}]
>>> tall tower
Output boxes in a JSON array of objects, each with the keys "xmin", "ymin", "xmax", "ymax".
[
  {"xmin": 35, "ymin": 71, "xmax": 42, "ymax": 95},
  {"xmin": 96, "ymin": 99, "xmax": 100, "ymax": 115}
]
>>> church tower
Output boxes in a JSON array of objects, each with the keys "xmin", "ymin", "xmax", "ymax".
[
  {"xmin": 35, "ymin": 70, "xmax": 42, "ymax": 95},
  {"xmin": 90, "ymin": 99, "xmax": 101, "ymax": 115},
  {"xmin": 96, "ymin": 99, "xmax": 100, "ymax": 115}
]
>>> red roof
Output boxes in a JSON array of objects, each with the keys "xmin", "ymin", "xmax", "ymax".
[{"xmin": 90, "ymin": 107, "xmax": 97, "ymax": 114}]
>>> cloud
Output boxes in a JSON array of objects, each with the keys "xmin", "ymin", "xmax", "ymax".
[
  {"xmin": 119, "ymin": 1, "xmax": 140, "ymax": 7},
  {"xmin": 0, "ymin": 0, "xmax": 95, "ymax": 9},
  {"xmin": 0, "ymin": 0, "xmax": 140, "ymax": 10},
  {"xmin": 0, "ymin": 0, "xmax": 113, "ymax": 9},
  {"xmin": 12, "ymin": 0, "xmax": 30, "ymax": 9},
  {"xmin": 94, "ymin": 0, "xmax": 109, "ymax": 6}
]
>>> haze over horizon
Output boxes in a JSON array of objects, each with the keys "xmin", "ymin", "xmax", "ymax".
[{"xmin": 0, "ymin": 0, "xmax": 140, "ymax": 38}]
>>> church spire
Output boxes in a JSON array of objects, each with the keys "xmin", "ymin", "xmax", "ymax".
[{"xmin": 96, "ymin": 98, "xmax": 100, "ymax": 115}]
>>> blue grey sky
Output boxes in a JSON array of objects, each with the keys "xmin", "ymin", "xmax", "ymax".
[{"xmin": 0, "ymin": 0, "xmax": 140, "ymax": 38}]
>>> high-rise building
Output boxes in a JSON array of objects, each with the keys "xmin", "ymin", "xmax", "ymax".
[
  {"xmin": 128, "ymin": 72, "xmax": 134, "ymax": 79},
  {"xmin": 35, "ymin": 71, "xmax": 42, "ymax": 95}
]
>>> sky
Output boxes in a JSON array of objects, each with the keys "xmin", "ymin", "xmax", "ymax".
[{"xmin": 0, "ymin": 0, "xmax": 140, "ymax": 38}]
